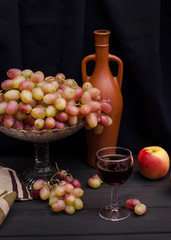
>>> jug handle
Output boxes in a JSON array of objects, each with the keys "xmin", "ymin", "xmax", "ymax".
[
  {"xmin": 81, "ymin": 54, "xmax": 96, "ymax": 83},
  {"xmin": 109, "ymin": 54, "xmax": 123, "ymax": 89}
]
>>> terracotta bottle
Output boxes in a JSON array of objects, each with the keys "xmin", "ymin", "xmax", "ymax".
[{"xmin": 81, "ymin": 30, "xmax": 123, "ymax": 167}]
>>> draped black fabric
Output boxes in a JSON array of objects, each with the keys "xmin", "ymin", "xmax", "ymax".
[{"xmin": 0, "ymin": 0, "xmax": 170, "ymax": 155}]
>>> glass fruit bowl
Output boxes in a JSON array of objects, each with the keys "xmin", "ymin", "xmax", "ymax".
[{"xmin": 0, "ymin": 120, "xmax": 85, "ymax": 190}]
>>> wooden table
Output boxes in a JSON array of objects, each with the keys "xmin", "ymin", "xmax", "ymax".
[{"xmin": 0, "ymin": 153, "xmax": 171, "ymax": 240}]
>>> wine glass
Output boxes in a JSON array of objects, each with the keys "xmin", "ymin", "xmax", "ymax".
[
  {"xmin": 0, "ymin": 120, "xmax": 85, "ymax": 190},
  {"xmin": 96, "ymin": 146, "xmax": 134, "ymax": 221}
]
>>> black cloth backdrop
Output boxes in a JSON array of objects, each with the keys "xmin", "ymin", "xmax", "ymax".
[{"xmin": 0, "ymin": 0, "xmax": 170, "ymax": 157}]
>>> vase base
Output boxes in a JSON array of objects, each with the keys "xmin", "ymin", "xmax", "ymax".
[{"xmin": 19, "ymin": 166, "xmax": 57, "ymax": 191}]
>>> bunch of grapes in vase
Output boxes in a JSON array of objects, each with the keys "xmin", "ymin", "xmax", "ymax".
[
  {"xmin": 0, "ymin": 68, "xmax": 113, "ymax": 190},
  {"xmin": 96, "ymin": 147, "xmax": 134, "ymax": 221}
]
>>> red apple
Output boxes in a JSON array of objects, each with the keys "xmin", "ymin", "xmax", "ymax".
[{"xmin": 137, "ymin": 146, "xmax": 170, "ymax": 180}]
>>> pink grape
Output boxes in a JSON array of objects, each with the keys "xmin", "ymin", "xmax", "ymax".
[
  {"xmin": 55, "ymin": 121, "xmax": 65, "ymax": 129},
  {"xmin": 19, "ymin": 79, "xmax": 34, "ymax": 91},
  {"xmin": 72, "ymin": 179, "xmax": 81, "ymax": 188},
  {"xmin": 43, "ymin": 94, "xmax": 57, "ymax": 105},
  {"xmin": 64, "ymin": 194, "xmax": 76, "ymax": 205},
  {"xmin": 62, "ymin": 87, "xmax": 75, "ymax": 100},
  {"xmin": 4, "ymin": 89, "xmax": 20, "ymax": 102},
  {"xmin": 45, "ymin": 105, "xmax": 57, "ymax": 117},
  {"xmin": 24, "ymin": 124, "xmax": 31, "ymax": 131},
  {"xmin": 134, "ymin": 203, "xmax": 147, "ymax": 216},
  {"xmin": 86, "ymin": 113, "xmax": 98, "ymax": 128},
  {"xmin": 31, "ymin": 108, "xmax": 45, "ymax": 119},
  {"xmin": 20, "ymin": 90, "xmax": 32, "ymax": 103},
  {"xmin": 125, "ymin": 199, "xmax": 141, "ymax": 210},
  {"xmin": 39, "ymin": 185, "xmax": 50, "ymax": 200},
  {"xmin": 44, "ymin": 117, "xmax": 56, "ymax": 129},
  {"xmin": 65, "ymin": 205, "xmax": 75, "ymax": 215},
  {"xmin": 42, "ymin": 82, "xmax": 57, "ymax": 94},
  {"xmin": 0, "ymin": 93, "xmax": 4, "ymax": 102},
  {"xmin": 12, "ymin": 75, "xmax": 25, "ymax": 88},
  {"xmin": 74, "ymin": 198, "xmax": 83, "ymax": 210},
  {"xmin": 34, "ymin": 119, "xmax": 45, "ymax": 129},
  {"xmin": 55, "ymin": 73, "xmax": 66, "ymax": 80},
  {"xmin": 101, "ymin": 98, "xmax": 112, "ymax": 113},
  {"xmin": 93, "ymin": 123, "xmax": 104, "ymax": 134},
  {"xmin": 57, "ymin": 170, "xmax": 67, "ymax": 180},
  {"xmin": 89, "ymin": 87, "xmax": 100, "ymax": 99},
  {"xmin": 55, "ymin": 185, "xmax": 66, "ymax": 197},
  {"xmin": 82, "ymin": 82, "xmax": 93, "ymax": 91},
  {"xmin": 19, "ymin": 102, "xmax": 32, "ymax": 114},
  {"xmin": 15, "ymin": 110, "xmax": 26, "ymax": 121},
  {"xmin": 30, "ymin": 188, "xmax": 40, "ymax": 199},
  {"xmin": 49, "ymin": 196, "xmax": 60, "ymax": 207},
  {"xmin": 64, "ymin": 183, "xmax": 74, "ymax": 193},
  {"xmin": 1, "ymin": 79, "xmax": 13, "ymax": 90},
  {"xmin": 88, "ymin": 177, "xmax": 101, "ymax": 188},
  {"xmin": 56, "ymin": 112, "xmax": 68, "ymax": 122},
  {"xmin": 13, "ymin": 120, "xmax": 23, "ymax": 130},
  {"xmin": 33, "ymin": 179, "xmax": 46, "ymax": 190},
  {"xmin": 73, "ymin": 87, "xmax": 83, "ymax": 101},
  {"xmin": 88, "ymin": 101, "xmax": 101, "ymax": 112},
  {"xmin": 80, "ymin": 104, "xmax": 91, "ymax": 115},
  {"xmin": 66, "ymin": 99, "xmax": 75, "ymax": 106},
  {"xmin": 81, "ymin": 91, "xmax": 92, "ymax": 104},
  {"xmin": 55, "ymin": 98, "xmax": 66, "ymax": 111},
  {"xmin": 30, "ymin": 71, "xmax": 44, "ymax": 83},
  {"xmin": 26, "ymin": 114, "xmax": 35, "ymax": 125},
  {"xmin": 3, "ymin": 115, "xmax": 15, "ymax": 128},
  {"xmin": 99, "ymin": 114, "xmax": 109, "ymax": 126},
  {"xmin": 6, "ymin": 100, "xmax": 19, "ymax": 115},
  {"xmin": 32, "ymin": 88, "xmax": 44, "ymax": 100},
  {"xmin": 65, "ymin": 175, "xmax": 73, "ymax": 184},
  {"xmin": 65, "ymin": 105, "xmax": 79, "ymax": 116},
  {"xmin": 22, "ymin": 69, "xmax": 33, "ymax": 78},
  {"xmin": 67, "ymin": 116, "xmax": 78, "ymax": 125},
  {"xmin": 71, "ymin": 188, "xmax": 84, "ymax": 198},
  {"xmin": 29, "ymin": 99, "xmax": 37, "ymax": 108},
  {"xmin": 7, "ymin": 68, "xmax": 22, "ymax": 79},
  {"xmin": 0, "ymin": 101, "xmax": 7, "ymax": 114},
  {"xmin": 51, "ymin": 199, "xmax": 65, "ymax": 212}
]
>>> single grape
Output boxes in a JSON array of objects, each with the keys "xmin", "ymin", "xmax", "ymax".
[
  {"xmin": 55, "ymin": 98, "xmax": 66, "ymax": 111},
  {"xmin": 61, "ymin": 87, "xmax": 75, "ymax": 100},
  {"xmin": 43, "ymin": 94, "xmax": 57, "ymax": 105},
  {"xmin": 125, "ymin": 199, "xmax": 141, "ymax": 210},
  {"xmin": 56, "ymin": 112, "xmax": 68, "ymax": 122},
  {"xmin": 12, "ymin": 75, "xmax": 25, "ymax": 88},
  {"xmin": 31, "ymin": 108, "xmax": 45, "ymax": 119},
  {"xmin": 6, "ymin": 100, "xmax": 19, "ymax": 115},
  {"xmin": 74, "ymin": 198, "xmax": 83, "ymax": 210},
  {"xmin": 71, "ymin": 188, "xmax": 84, "ymax": 198},
  {"xmin": 4, "ymin": 89, "xmax": 20, "ymax": 102},
  {"xmin": 22, "ymin": 69, "xmax": 33, "ymax": 78},
  {"xmin": 51, "ymin": 199, "xmax": 65, "ymax": 212},
  {"xmin": 88, "ymin": 177, "xmax": 101, "ymax": 189},
  {"xmin": 19, "ymin": 79, "xmax": 35, "ymax": 91},
  {"xmin": 72, "ymin": 179, "xmax": 81, "ymax": 188},
  {"xmin": 33, "ymin": 179, "xmax": 46, "ymax": 190},
  {"xmin": 7, "ymin": 68, "xmax": 22, "ymax": 79},
  {"xmin": 64, "ymin": 183, "xmax": 74, "ymax": 194},
  {"xmin": 3, "ymin": 115, "xmax": 15, "ymax": 128},
  {"xmin": 31, "ymin": 71, "xmax": 44, "ymax": 83},
  {"xmin": 20, "ymin": 90, "xmax": 32, "ymax": 103},
  {"xmin": 29, "ymin": 188, "xmax": 40, "ymax": 199},
  {"xmin": 86, "ymin": 113, "xmax": 98, "ymax": 128},
  {"xmin": 64, "ymin": 194, "xmax": 76, "ymax": 205},
  {"xmin": 34, "ymin": 119, "xmax": 45, "ymax": 129},
  {"xmin": 45, "ymin": 105, "xmax": 57, "ymax": 118},
  {"xmin": 65, "ymin": 105, "xmax": 79, "ymax": 116},
  {"xmin": 134, "ymin": 203, "xmax": 147, "ymax": 215},
  {"xmin": 55, "ymin": 185, "xmax": 66, "ymax": 197},
  {"xmin": 80, "ymin": 104, "xmax": 91, "ymax": 115},
  {"xmin": 32, "ymin": 87, "xmax": 44, "ymax": 100},
  {"xmin": 1, "ymin": 79, "xmax": 13, "ymax": 90},
  {"xmin": 19, "ymin": 102, "xmax": 32, "ymax": 114},
  {"xmin": 67, "ymin": 116, "xmax": 78, "ymax": 126},
  {"xmin": 65, "ymin": 205, "xmax": 75, "ymax": 215},
  {"xmin": 81, "ymin": 91, "xmax": 92, "ymax": 104},
  {"xmin": 39, "ymin": 185, "xmax": 50, "ymax": 200},
  {"xmin": 82, "ymin": 82, "xmax": 93, "ymax": 91}
]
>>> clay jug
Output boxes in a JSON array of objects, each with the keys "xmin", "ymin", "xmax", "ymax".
[{"xmin": 81, "ymin": 30, "xmax": 123, "ymax": 167}]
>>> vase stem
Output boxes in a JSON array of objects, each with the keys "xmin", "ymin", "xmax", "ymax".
[{"xmin": 34, "ymin": 142, "xmax": 52, "ymax": 173}]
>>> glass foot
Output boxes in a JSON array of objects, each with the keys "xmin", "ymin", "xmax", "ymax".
[
  {"xmin": 19, "ymin": 166, "xmax": 57, "ymax": 191},
  {"xmin": 99, "ymin": 205, "xmax": 130, "ymax": 221}
]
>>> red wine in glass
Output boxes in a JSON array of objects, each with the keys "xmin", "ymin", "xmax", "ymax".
[
  {"xmin": 95, "ymin": 147, "xmax": 134, "ymax": 221},
  {"xmin": 96, "ymin": 154, "xmax": 133, "ymax": 186}
]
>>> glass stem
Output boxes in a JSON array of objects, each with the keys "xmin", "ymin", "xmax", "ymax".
[
  {"xmin": 34, "ymin": 142, "xmax": 52, "ymax": 173},
  {"xmin": 110, "ymin": 186, "xmax": 119, "ymax": 211}
]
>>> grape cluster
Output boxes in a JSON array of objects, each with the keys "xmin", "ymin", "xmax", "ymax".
[
  {"xmin": 0, "ymin": 68, "xmax": 112, "ymax": 133},
  {"xmin": 30, "ymin": 168, "xmax": 84, "ymax": 215}
]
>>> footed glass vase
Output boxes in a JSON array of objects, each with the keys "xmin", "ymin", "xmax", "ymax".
[{"xmin": 0, "ymin": 121, "xmax": 85, "ymax": 190}]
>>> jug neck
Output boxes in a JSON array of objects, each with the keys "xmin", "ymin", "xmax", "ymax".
[{"xmin": 94, "ymin": 30, "xmax": 110, "ymax": 65}]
